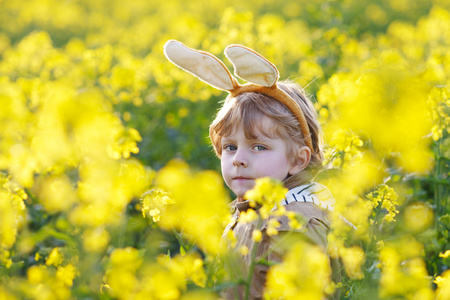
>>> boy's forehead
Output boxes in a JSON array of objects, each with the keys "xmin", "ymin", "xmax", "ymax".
[{"xmin": 226, "ymin": 116, "xmax": 281, "ymax": 138}]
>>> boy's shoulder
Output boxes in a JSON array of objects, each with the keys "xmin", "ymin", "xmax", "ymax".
[
  {"xmin": 271, "ymin": 182, "xmax": 335, "ymax": 232},
  {"xmin": 270, "ymin": 202, "xmax": 331, "ymax": 233},
  {"xmin": 283, "ymin": 182, "xmax": 335, "ymax": 211}
]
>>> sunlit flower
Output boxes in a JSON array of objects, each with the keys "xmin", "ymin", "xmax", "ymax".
[
  {"xmin": 237, "ymin": 209, "xmax": 257, "ymax": 224},
  {"xmin": 56, "ymin": 264, "xmax": 78, "ymax": 287},
  {"xmin": 83, "ymin": 227, "xmax": 110, "ymax": 253},
  {"xmin": 403, "ymin": 202, "xmax": 434, "ymax": 232},
  {"xmin": 46, "ymin": 248, "xmax": 63, "ymax": 267},
  {"xmin": 153, "ymin": 159, "xmax": 230, "ymax": 254},
  {"xmin": 439, "ymin": 250, "xmax": 450, "ymax": 259},
  {"xmin": 265, "ymin": 241, "xmax": 332, "ymax": 299},
  {"xmin": 252, "ymin": 229, "xmax": 262, "ymax": 242},
  {"xmin": 435, "ymin": 270, "xmax": 450, "ymax": 299},
  {"xmin": 141, "ymin": 188, "xmax": 175, "ymax": 222},
  {"xmin": 244, "ymin": 177, "xmax": 287, "ymax": 219}
]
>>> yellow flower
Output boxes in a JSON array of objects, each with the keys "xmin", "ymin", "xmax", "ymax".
[
  {"xmin": 165, "ymin": 253, "xmax": 207, "ymax": 288},
  {"xmin": 367, "ymin": 184, "xmax": 400, "ymax": 223},
  {"xmin": 239, "ymin": 245, "xmax": 249, "ymax": 256},
  {"xmin": 439, "ymin": 250, "xmax": 450, "ymax": 259},
  {"xmin": 339, "ymin": 246, "xmax": 366, "ymax": 280},
  {"xmin": 435, "ymin": 270, "xmax": 450, "ymax": 299},
  {"xmin": 27, "ymin": 265, "xmax": 47, "ymax": 284},
  {"xmin": 56, "ymin": 264, "xmax": 78, "ymax": 287},
  {"xmin": 140, "ymin": 188, "xmax": 175, "ymax": 222},
  {"xmin": 37, "ymin": 175, "xmax": 76, "ymax": 213},
  {"xmin": 266, "ymin": 219, "xmax": 281, "ymax": 236},
  {"xmin": 404, "ymin": 202, "xmax": 434, "ymax": 232},
  {"xmin": 46, "ymin": 247, "xmax": 63, "ymax": 267},
  {"xmin": 265, "ymin": 241, "xmax": 332, "ymax": 299},
  {"xmin": 153, "ymin": 159, "xmax": 230, "ymax": 254},
  {"xmin": 286, "ymin": 211, "xmax": 305, "ymax": 230},
  {"xmin": 0, "ymin": 174, "xmax": 26, "ymax": 249},
  {"xmin": 245, "ymin": 177, "xmax": 287, "ymax": 219},
  {"xmin": 83, "ymin": 227, "xmax": 110, "ymax": 253},
  {"xmin": 225, "ymin": 230, "xmax": 237, "ymax": 248},
  {"xmin": 379, "ymin": 237, "xmax": 432, "ymax": 299},
  {"xmin": 110, "ymin": 247, "xmax": 142, "ymax": 272},
  {"xmin": 434, "ymin": 276, "xmax": 445, "ymax": 288},
  {"xmin": 239, "ymin": 209, "xmax": 258, "ymax": 223},
  {"xmin": 0, "ymin": 287, "xmax": 16, "ymax": 300},
  {"xmin": 252, "ymin": 229, "xmax": 262, "ymax": 242}
]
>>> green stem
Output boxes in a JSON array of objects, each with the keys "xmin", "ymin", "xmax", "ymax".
[
  {"xmin": 443, "ymin": 185, "xmax": 449, "ymax": 216},
  {"xmin": 339, "ymin": 150, "xmax": 346, "ymax": 170},
  {"xmin": 172, "ymin": 228, "xmax": 188, "ymax": 254},
  {"xmin": 24, "ymin": 188, "xmax": 38, "ymax": 204},
  {"xmin": 244, "ymin": 217, "xmax": 263, "ymax": 300},
  {"xmin": 434, "ymin": 140, "xmax": 442, "ymax": 228}
]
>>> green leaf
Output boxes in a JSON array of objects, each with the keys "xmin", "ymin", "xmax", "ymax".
[{"xmin": 439, "ymin": 214, "xmax": 450, "ymax": 230}]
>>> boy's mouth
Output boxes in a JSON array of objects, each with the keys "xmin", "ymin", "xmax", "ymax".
[{"xmin": 233, "ymin": 176, "xmax": 253, "ymax": 180}]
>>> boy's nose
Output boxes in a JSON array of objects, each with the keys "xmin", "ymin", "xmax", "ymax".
[
  {"xmin": 233, "ymin": 159, "xmax": 247, "ymax": 167},
  {"xmin": 232, "ymin": 150, "xmax": 248, "ymax": 167}
]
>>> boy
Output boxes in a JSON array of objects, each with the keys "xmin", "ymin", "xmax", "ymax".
[
  {"xmin": 210, "ymin": 82, "xmax": 337, "ymax": 299},
  {"xmin": 164, "ymin": 40, "xmax": 338, "ymax": 299}
]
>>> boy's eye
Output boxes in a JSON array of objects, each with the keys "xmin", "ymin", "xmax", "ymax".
[
  {"xmin": 223, "ymin": 145, "xmax": 237, "ymax": 151},
  {"xmin": 253, "ymin": 145, "xmax": 267, "ymax": 151}
]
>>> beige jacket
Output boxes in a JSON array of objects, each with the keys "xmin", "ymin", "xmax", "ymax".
[{"xmin": 221, "ymin": 180, "xmax": 340, "ymax": 300}]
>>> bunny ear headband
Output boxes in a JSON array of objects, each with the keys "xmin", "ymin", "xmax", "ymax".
[{"xmin": 163, "ymin": 40, "xmax": 313, "ymax": 152}]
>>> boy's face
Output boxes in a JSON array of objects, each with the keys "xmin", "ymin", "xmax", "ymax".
[{"xmin": 220, "ymin": 119, "xmax": 298, "ymax": 202}]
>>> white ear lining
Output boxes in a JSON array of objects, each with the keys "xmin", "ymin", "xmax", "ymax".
[
  {"xmin": 164, "ymin": 40, "xmax": 236, "ymax": 91},
  {"xmin": 225, "ymin": 45, "xmax": 279, "ymax": 87}
]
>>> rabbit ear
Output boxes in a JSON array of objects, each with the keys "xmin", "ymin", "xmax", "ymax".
[
  {"xmin": 164, "ymin": 40, "xmax": 238, "ymax": 91},
  {"xmin": 225, "ymin": 45, "xmax": 279, "ymax": 87}
]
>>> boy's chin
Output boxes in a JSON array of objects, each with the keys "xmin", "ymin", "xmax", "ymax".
[
  {"xmin": 233, "ymin": 190, "xmax": 253, "ymax": 202},
  {"xmin": 231, "ymin": 186, "xmax": 254, "ymax": 201},
  {"xmin": 236, "ymin": 196, "xmax": 246, "ymax": 203}
]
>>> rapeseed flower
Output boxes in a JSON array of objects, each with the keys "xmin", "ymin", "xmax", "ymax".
[
  {"xmin": 82, "ymin": 227, "xmax": 110, "ymax": 252},
  {"xmin": 153, "ymin": 159, "xmax": 230, "ymax": 254},
  {"xmin": 403, "ymin": 202, "xmax": 434, "ymax": 233},
  {"xmin": 46, "ymin": 247, "xmax": 63, "ymax": 267},
  {"xmin": 56, "ymin": 264, "xmax": 78, "ymax": 287},
  {"xmin": 339, "ymin": 246, "xmax": 365, "ymax": 280},
  {"xmin": 164, "ymin": 253, "xmax": 207, "ymax": 288},
  {"xmin": 141, "ymin": 188, "xmax": 175, "ymax": 222},
  {"xmin": 440, "ymin": 250, "xmax": 450, "ymax": 259},
  {"xmin": 435, "ymin": 270, "xmax": 450, "ymax": 300},
  {"xmin": 379, "ymin": 236, "xmax": 432, "ymax": 299},
  {"xmin": 252, "ymin": 229, "xmax": 262, "ymax": 242},
  {"xmin": 244, "ymin": 177, "xmax": 287, "ymax": 219},
  {"xmin": 265, "ymin": 241, "xmax": 332, "ymax": 299},
  {"xmin": 0, "ymin": 175, "xmax": 26, "ymax": 250}
]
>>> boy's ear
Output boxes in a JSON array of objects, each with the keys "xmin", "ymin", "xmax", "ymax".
[{"xmin": 289, "ymin": 146, "xmax": 311, "ymax": 175}]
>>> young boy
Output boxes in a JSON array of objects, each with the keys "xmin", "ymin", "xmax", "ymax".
[
  {"xmin": 163, "ymin": 40, "xmax": 338, "ymax": 299},
  {"xmin": 210, "ymin": 81, "xmax": 337, "ymax": 299}
]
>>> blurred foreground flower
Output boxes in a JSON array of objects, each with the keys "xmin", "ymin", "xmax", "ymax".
[
  {"xmin": 105, "ymin": 247, "xmax": 206, "ymax": 299},
  {"xmin": 244, "ymin": 177, "xmax": 288, "ymax": 219},
  {"xmin": 265, "ymin": 241, "xmax": 333, "ymax": 299},
  {"xmin": 318, "ymin": 54, "xmax": 434, "ymax": 173},
  {"xmin": 0, "ymin": 174, "xmax": 26, "ymax": 252},
  {"xmin": 379, "ymin": 236, "xmax": 433, "ymax": 299},
  {"xmin": 435, "ymin": 270, "xmax": 450, "ymax": 300},
  {"xmin": 150, "ymin": 159, "xmax": 230, "ymax": 254}
]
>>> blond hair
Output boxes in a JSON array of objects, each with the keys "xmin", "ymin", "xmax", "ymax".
[{"xmin": 209, "ymin": 80, "xmax": 323, "ymax": 169}]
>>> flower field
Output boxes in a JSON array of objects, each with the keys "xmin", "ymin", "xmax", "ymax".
[{"xmin": 0, "ymin": 0, "xmax": 449, "ymax": 299}]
